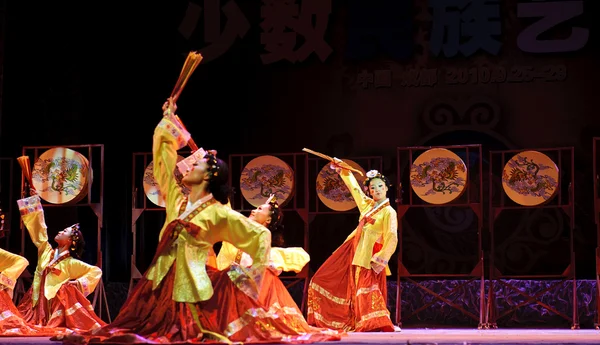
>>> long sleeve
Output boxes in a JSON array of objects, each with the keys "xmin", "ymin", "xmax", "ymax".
[
  {"xmin": 68, "ymin": 259, "xmax": 103, "ymax": 296},
  {"xmin": 338, "ymin": 169, "xmax": 373, "ymax": 243},
  {"xmin": 215, "ymin": 203, "xmax": 240, "ymax": 270},
  {"xmin": 370, "ymin": 208, "xmax": 398, "ymax": 274},
  {"xmin": 216, "ymin": 208, "xmax": 271, "ymax": 270},
  {"xmin": 153, "ymin": 117, "xmax": 190, "ymax": 239},
  {"xmin": 205, "ymin": 207, "xmax": 271, "ymax": 299},
  {"xmin": 339, "ymin": 169, "xmax": 373, "ymax": 214},
  {"xmin": 17, "ymin": 195, "xmax": 53, "ymax": 257},
  {"xmin": 219, "ymin": 246, "xmax": 310, "ymax": 275},
  {"xmin": 269, "ymin": 247, "xmax": 310, "ymax": 274},
  {"xmin": 0, "ymin": 248, "xmax": 28, "ymax": 291}
]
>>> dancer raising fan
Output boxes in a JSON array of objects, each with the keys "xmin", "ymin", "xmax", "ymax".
[{"xmin": 307, "ymin": 159, "xmax": 400, "ymax": 332}]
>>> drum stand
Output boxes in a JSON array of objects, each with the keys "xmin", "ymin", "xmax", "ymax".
[
  {"xmin": 395, "ymin": 145, "xmax": 485, "ymax": 328},
  {"xmin": 486, "ymin": 147, "xmax": 577, "ymax": 329},
  {"xmin": 18, "ymin": 144, "xmax": 111, "ymax": 323}
]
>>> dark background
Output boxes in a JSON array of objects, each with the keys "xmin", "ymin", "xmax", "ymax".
[{"xmin": 1, "ymin": 0, "xmax": 599, "ymax": 290}]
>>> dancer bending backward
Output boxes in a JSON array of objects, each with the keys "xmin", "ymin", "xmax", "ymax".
[
  {"xmin": 211, "ymin": 195, "xmax": 340, "ymax": 341},
  {"xmin": 16, "ymin": 194, "xmax": 105, "ymax": 333},
  {"xmin": 78, "ymin": 99, "xmax": 272, "ymax": 343}
]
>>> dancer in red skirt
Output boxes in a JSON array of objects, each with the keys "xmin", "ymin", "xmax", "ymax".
[{"xmin": 307, "ymin": 159, "xmax": 400, "ymax": 332}]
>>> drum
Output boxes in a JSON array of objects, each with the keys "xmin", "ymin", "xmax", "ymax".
[
  {"xmin": 501, "ymin": 150, "xmax": 559, "ymax": 206},
  {"xmin": 316, "ymin": 159, "xmax": 366, "ymax": 211},
  {"xmin": 143, "ymin": 156, "xmax": 188, "ymax": 207},
  {"xmin": 410, "ymin": 148, "xmax": 468, "ymax": 204},
  {"xmin": 31, "ymin": 147, "xmax": 92, "ymax": 204},
  {"xmin": 239, "ymin": 155, "xmax": 295, "ymax": 208}
]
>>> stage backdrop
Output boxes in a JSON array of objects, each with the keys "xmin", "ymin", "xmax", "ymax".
[{"xmin": 1, "ymin": 0, "xmax": 598, "ymax": 285}]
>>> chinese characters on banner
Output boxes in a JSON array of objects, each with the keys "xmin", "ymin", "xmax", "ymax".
[
  {"xmin": 178, "ymin": 0, "xmax": 250, "ymax": 63},
  {"xmin": 429, "ymin": 0, "xmax": 588, "ymax": 57},
  {"xmin": 177, "ymin": 0, "xmax": 332, "ymax": 64},
  {"xmin": 357, "ymin": 0, "xmax": 589, "ymax": 89},
  {"xmin": 516, "ymin": 0, "xmax": 588, "ymax": 53},
  {"xmin": 175, "ymin": 0, "xmax": 589, "ymax": 75},
  {"xmin": 260, "ymin": 0, "xmax": 332, "ymax": 64},
  {"xmin": 429, "ymin": 0, "xmax": 502, "ymax": 57}
]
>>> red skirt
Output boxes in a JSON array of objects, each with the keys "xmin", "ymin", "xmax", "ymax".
[
  {"xmin": 258, "ymin": 269, "xmax": 303, "ymax": 316},
  {"xmin": 77, "ymin": 265, "xmax": 340, "ymax": 344},
  {"xmin": 198, "ymin": 266, "xmax": 341, "ymax": 342},
  {"xmin": 0, "ymin": 289, "xmax": 56, "ymax": 336},
  {"xmin": 306, "ymin": 240, "xmax": 394, "ymax": 332},
  {"xmin": 17, "ymin": 284, "xmax": 106, "ymax": 333},
  {"xmin": 86, "ymin": 265, "xmax": 212, "ymax": 344},
  {"xmin": 61, "ymin": 218, "xmax": 342, "ymax": 344}
]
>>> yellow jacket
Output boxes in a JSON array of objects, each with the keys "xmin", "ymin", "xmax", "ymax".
[
  {"xmin": 0, "ymin": 248, "xmax": 29, "ymax": 297},
  {"xmin": 145, "ymin": 117, "xmax": 271, "ymax": 303},
  {"xmin": 217, "ymin": 241, "xmax": 310, "ymax": 275},
  {"xmin": 17, "ymin": 195, "xmax": 102, "ymax": 306},
  {"xmin": 339, "ymin": 170, "xmax": 398, "ymax": 276}
]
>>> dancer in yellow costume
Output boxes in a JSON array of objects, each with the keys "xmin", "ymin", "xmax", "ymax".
[
  {"xmin": 0, "ymin": 248, "xmax": 50, "ymax": 335},
  {"xmin": 211, "ymin": 195, "xmax": 339, "ymax": 341},
  {"xmin": 307, "ymin": 160, "xmax": 399, "ymax": 332},
  {"xmin": 72, "ymin": 99, "xmax": 272, "ymax": 343},
  {"xmin": 16, "ymin": 195, "xmax": 105, "ymax": 333}
]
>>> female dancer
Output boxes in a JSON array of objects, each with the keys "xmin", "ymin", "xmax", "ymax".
[{"xmin": 307, "ymin": 160, "xmax": 399, "ymax": 332}]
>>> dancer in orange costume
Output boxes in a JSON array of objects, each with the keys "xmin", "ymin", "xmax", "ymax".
[
  {"xmin": 15, "ymin": 195, "xmax": 106, "ymax": 333},
  {"xmin": 307, "ymin": 160, "xmax": 400, "ymax": 332}
]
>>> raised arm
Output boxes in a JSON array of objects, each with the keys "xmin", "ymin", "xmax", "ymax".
[
  {"xmin": 336, "ymin": 163, "xmax": 372, "ymax": 214},
  {"xmin": 153, "ymin": 106, "xmax": 190, "ymax": 226},
  {"xmin": 17, "ymin": 195, "xmax": 53, "ymax": 256}
]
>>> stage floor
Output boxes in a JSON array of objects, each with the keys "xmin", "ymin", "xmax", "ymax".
[{"xmin": 0, "ymin": 329, "xmax": 599, "ymax": 345}]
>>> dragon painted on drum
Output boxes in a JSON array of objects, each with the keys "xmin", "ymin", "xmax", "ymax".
[
  {"xmin": 502, "ymin": 155, "xmax": 557, "ymax": 200},
  {"xmin": 240, "ymin": 164, "xmax": 293, "ymax": 201},
  {"xmin": 33, "ymin": 157, "xmax": 83, "ymax": 196},
  {"xmin": 410, "ymin": 157, "xmax": 466, "ymax": 196},
  {"xmin": 316, "ymin": 168, "xmax": 353, "ymax": 202}
]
